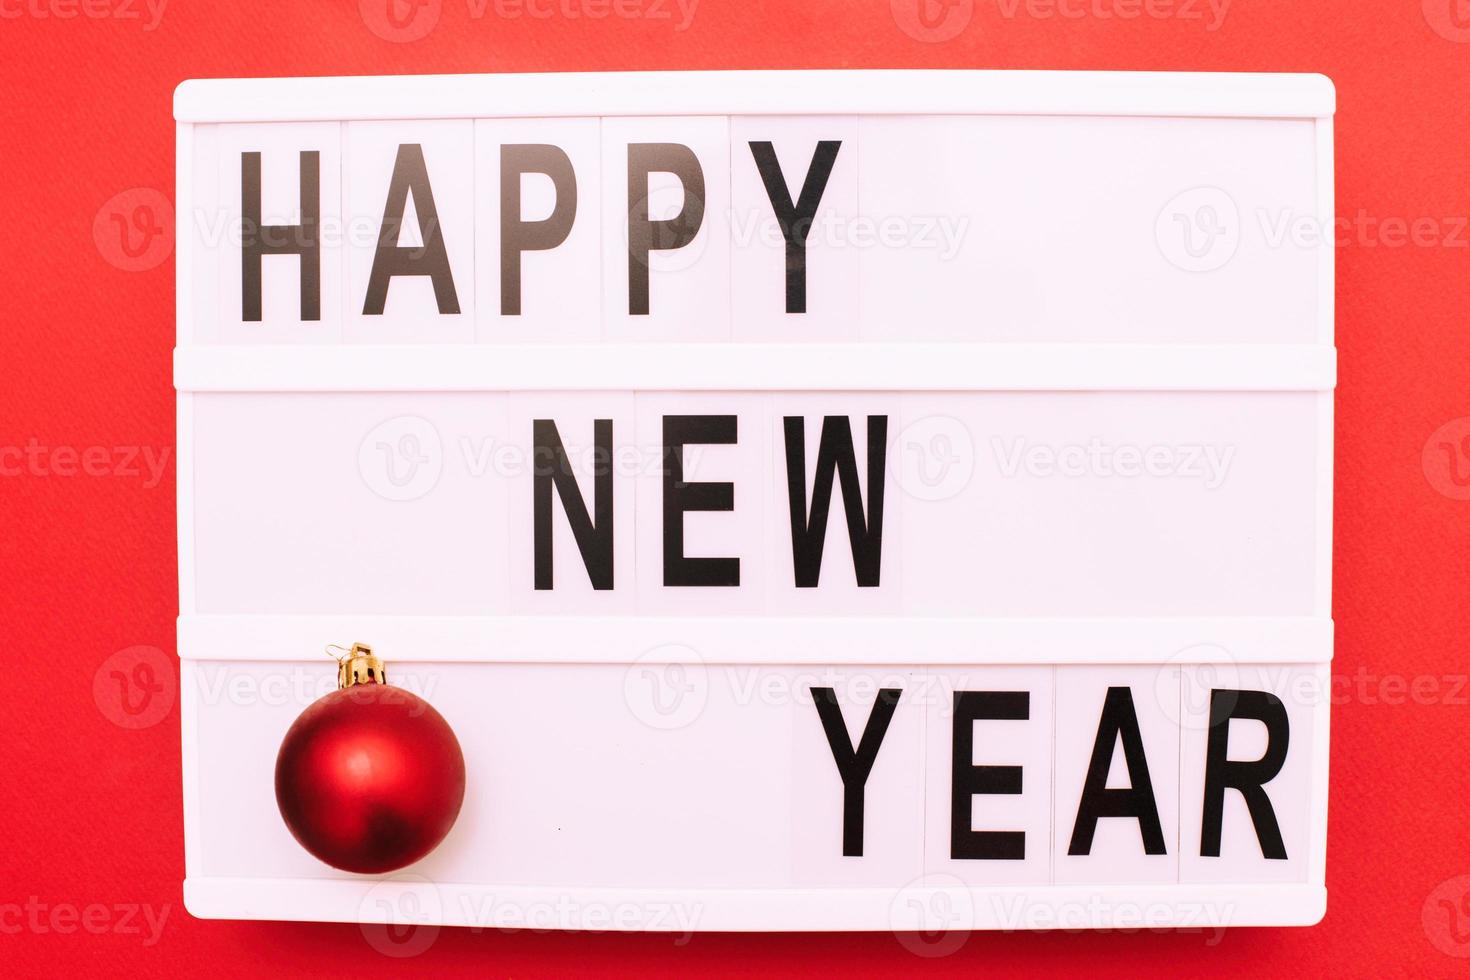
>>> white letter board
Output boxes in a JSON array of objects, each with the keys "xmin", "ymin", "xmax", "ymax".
[{"xmin": 174, "ymin": 69, "xmax": 1335, "ymax": 932}]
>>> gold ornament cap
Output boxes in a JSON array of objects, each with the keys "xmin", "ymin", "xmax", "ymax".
[{"xmin": 332, "ymin": 642, "xmax": 387, "ymax": 689}]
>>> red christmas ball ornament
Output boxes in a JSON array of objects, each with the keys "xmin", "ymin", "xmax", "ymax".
[{"xmin": 275, "ymin": 644, "xmax": 466, "ymax": 874}]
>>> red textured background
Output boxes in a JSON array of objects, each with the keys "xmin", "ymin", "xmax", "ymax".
[{"xmin": 3, "ymin": 1, "xmax": 1468, "ymax": 975}]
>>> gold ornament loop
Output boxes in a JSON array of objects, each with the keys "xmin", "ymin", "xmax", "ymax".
[{"xmin": 326, "ymin": 642, "xmax": 387, "ymax": 689}]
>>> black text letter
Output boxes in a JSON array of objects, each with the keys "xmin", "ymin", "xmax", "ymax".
[
  {"xmin": 951, "ymin": 691, "xmax": 1028, "ymax": 860},
  {"xmin": 1200, "ymin": 689, "xmax": 1290, "ymax": 860},
  {"xmin": 533, "ymin": 419, "xmax": 613, "ymax": 590},
  {"xmin": 627, "ymin": 143, "xmax": 705, "ymax": 315},
  {"xmin": 783, "ymin": 416, "xmax": 887, "ymax": 587},
  {"xmin": 500, "ymin": 144, "xmax": 577, "ymax": 315},
  {"xmin": 748, "ymin": 140, "xmax": 841, "ymax": 313},
  {"xmin": 363, "ymin": 143, "xmax": 460, "ymax": 316},
  {"xmin": 663, "ymin": 415, "xmax": 739, "ymax": 587},
  {"xmin": 241, "ymin": 150, "xmax": 320, "ymax": 321},
  {"xmin": 1068, "ymin": 687, "xmax": 1167, "ymax": 856},
  {"xmin": 812, "ymin": 687, "xmax": 902, "ymax": 857}
]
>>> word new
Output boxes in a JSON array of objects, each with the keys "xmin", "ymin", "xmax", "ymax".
[{"xmin": 534, "ymin": 414, "xmax": 884, "ymax": 588}]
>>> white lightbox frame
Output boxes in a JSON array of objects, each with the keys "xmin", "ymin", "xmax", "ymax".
[{"xmin": 175, "ymin": 70, "xmax": 1335, "ymax": 932}]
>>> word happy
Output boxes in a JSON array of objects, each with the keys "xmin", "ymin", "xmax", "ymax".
[{"xmin": 238, "ymin": 137, "xmax": 841, "ymax": 320}]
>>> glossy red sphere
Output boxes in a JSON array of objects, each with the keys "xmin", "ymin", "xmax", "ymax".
[{"xmin": 274, "ymin": 683, "xmax": 465, "ymax": 874}]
